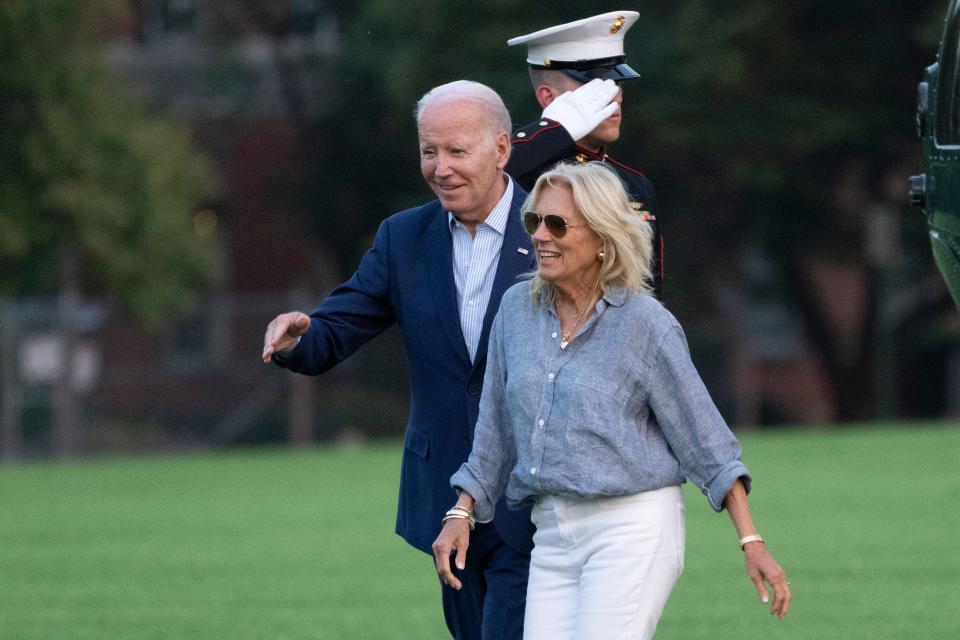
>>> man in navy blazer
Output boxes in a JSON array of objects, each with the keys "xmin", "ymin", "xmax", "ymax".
[{"xmin": 262, "ymin": 80, "xmax": 536, "ymax": 640}]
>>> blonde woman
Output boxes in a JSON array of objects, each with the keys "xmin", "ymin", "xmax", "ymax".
[{"xmin": 432, "ymin": 162, "xmax": 790, "ymax": 639}]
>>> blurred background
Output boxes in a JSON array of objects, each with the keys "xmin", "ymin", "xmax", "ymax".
[{"xmin": 2, "ymin": 0, "xmax": 958, "ymax": 462}]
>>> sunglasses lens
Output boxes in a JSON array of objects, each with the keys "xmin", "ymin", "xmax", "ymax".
[
  {"xmin": 523, "ymin": 212, "xmax": 568, "ymax": 237},
  {"xmin": 522, "ymin": 212, "xmax": 540, "ymax": 235},
  {"xmin": 544, "ymin": 215, "xmax": 568, "ymax": 237}
]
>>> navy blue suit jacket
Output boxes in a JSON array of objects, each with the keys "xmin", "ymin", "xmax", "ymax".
[{"xmin": 276, "ymin": 182, "xmax": 537, "ymax": 554}]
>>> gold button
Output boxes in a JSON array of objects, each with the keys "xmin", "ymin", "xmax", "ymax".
[
  {"xmin": 516, "ymin": 131, "xmax": 527, "ymax": 138},
  {"xmin": 539, "ymin": 121, "xmax": 549, "ymax": 126}
]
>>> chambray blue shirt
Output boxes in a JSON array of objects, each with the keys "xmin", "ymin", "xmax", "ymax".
[
  {"xmin": 451, "ymin": 282, "xmax": 751, "ymax": 522},
  {"xmin": 448, "ymin": 179, "xmax": 514, "ymax": 362}
]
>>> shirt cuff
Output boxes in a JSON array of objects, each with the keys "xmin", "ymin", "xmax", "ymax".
[
  {"xmin": 701, "ymin": 462, "xmax": 752, "ymax": 512},
  {"xmin": 450, "ymin": 465, "xmax": 496, "ymax": 524}
]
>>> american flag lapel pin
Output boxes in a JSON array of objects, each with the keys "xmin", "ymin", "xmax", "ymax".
[{"xmin": 517, "ymin": 247, "xmax": 529, "ymax": 255}]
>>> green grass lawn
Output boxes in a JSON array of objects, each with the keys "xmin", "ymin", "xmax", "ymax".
[{"xmin": 1, "ymin": 422, "xmax": 958, "ymax": 639}]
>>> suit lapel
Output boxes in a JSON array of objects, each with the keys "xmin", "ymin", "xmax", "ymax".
[
  {"xmin": 425, "ymin": 205, "xmax": 472, "ymax": 367},
  {"xmin": 473, "ymin": 183, "xmax": 536, "ymax": 372}
]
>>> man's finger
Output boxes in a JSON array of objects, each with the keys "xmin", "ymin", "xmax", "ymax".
[
  {"xmin": 592, "ymin": 78, "xmax": 620, "ymax": 104},
  {"xmin": 261, "ymin": 318, "xmax": 289, "ymax": 362},
  {"xmin": 290, "ymin": 313, "xmax": 311, "ymax": 338},
  {"xmin": 597, "ymin": 101, "xmax": 620, "ymax": 121}
]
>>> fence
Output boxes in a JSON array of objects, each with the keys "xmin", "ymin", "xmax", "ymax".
[
  {"xmin": 3, "ymin": 282, "xmax": 959, "ymax": 462},
  {"xmin": 0, "ymin": 293, "xmax": 410, "ymax": 461}
]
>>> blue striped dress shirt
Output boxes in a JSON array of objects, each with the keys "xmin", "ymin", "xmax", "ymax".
[{"xmin": 448, "ymin": 179, "xmax": 515, "ymax": 362}]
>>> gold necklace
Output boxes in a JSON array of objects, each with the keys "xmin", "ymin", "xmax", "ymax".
[{"xmin": 559, "ymin": 289, "xmax": 598, "ymax": 349}]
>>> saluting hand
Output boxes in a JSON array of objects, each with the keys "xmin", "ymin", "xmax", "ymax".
[
  {"xmin": 542, "ymin": 78, "xmax": 620, "ymax": 142},
  {"xmin": 261, "ymin": 312, "xmax": 311, "ymax": 363}
]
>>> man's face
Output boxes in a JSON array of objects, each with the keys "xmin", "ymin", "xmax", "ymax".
[
  {"xmin": 419, "ymin": 100, "xmax": 510, "ymax": 224},
  {"xmin": 554, "ymin": 75, "xmax": 623, "ymax": 149}
]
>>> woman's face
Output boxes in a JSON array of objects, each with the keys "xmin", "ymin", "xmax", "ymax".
[{"xmin": 530, "ymin": 184, "xmax": 604, "ymax": 290}]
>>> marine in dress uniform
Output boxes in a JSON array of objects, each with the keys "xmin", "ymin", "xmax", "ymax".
[{"xmin": 505, "ymin": 11, "xmax": 665, "ymax": 296}]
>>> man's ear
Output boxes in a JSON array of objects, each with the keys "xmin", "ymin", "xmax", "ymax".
[
  {"xmin": 494, "ymin": 132, "xmax": 510, "ymax": 168},
  {"xmin": 535, "ymin": 84, "xmax": 561, "ymax": 109}
]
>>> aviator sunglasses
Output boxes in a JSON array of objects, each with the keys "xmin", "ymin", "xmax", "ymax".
[{"xmin": 522, "ymin": 211, "xmax": 584, "ymax": 238}]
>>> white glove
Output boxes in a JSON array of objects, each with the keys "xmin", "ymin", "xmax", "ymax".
[{"xmin": 541, "ymin": 78, "xmax": 620, "ymax": 142}]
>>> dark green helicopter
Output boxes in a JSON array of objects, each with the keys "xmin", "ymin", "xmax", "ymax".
[{"xmin": 912, "ymin": 0, "xmax": 960, "ymax": 309}]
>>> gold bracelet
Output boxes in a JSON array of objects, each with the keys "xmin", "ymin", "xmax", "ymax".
[
  {"xmin": 443, "ymin": 506, "xmax": 476, "ymax": 528},
  {"xmin": 442, "ymin": 512, "xmax": 475, "ymax": 530},
  {"xmin": 739, "ymin": 534, "xmax": 764, "ymax": 550}
]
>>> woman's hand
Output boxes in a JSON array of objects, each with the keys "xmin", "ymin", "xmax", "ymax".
[
  {"xmin": 722, "ymin": 479, "xmax": 791, "ymax": 620},
  {"xmin": 432, "ymin": 519, "xmax": 472, "ymax": 590},
  {"xmin": 743, "ymin": 541, "xmax": 791, "ymax": 620}
]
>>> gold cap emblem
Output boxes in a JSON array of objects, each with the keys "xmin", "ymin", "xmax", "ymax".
[
  {"xmin": 610, "ymin": 16, "xmax": 625, "ymax": 33},
  {"xmin": 575, "ymin": 154, "xmax": 588, "ymax": 164},
  {"xmin": 543, "ymin": 58, "xmax": 551, "ymax": 67}
]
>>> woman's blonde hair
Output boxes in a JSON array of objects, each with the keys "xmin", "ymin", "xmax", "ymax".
[{"xmin": 524, "ymin": 161, "xmax": 654, "ymax": 305}]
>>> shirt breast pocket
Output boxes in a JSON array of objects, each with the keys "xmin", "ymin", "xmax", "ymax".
[{"xmin": 565, "ymin": 381, "xmax": 628, "ymax": 450}]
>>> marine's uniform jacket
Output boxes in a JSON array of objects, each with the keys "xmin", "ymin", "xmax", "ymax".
[
  {"xmin": 506, "ymin": 118, "xmax": 664, "ymax": 297},
  {"xmin": 273, "ymin": 183, "xmax": 537, "ymax": 555}
]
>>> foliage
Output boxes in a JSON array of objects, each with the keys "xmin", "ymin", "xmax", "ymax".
[
  {"xmin": 302, "ymin": 0, "xmax": 952, "ymax": 420},
  {"xmin": 0, "ymin": 0, "xmax": 217, "ymax": 329},
  {"xmin": 302, "ymin": 0, "xmax": 617, "ymax": 267}
]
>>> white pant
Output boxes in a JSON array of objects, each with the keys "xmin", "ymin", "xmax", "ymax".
[{"xmin": 524, "ymin": 485, "xmax": 685, "ymax": 640}]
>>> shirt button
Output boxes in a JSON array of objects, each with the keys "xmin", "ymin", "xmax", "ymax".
[
  {"xmin": 551, "ymin": 332, "xmax": 558, "ymax": 338},
  {"xmin": 530, "ymin": 467, "xmax": 537, "ymax": 475},
  {"xmin": 468, "ymin": 384, "xmax": 480, "ymax": 396},
  {"xmin": 539, "ymin": 120, "xmax": 549, "ymax": 126},
  {"xmin": 547, "ymin": 373, "xmax": 555, "ymax": 381},
  {"xmin": 468, "ymin": 300, "xmax": 475, "ymax": 306},
  {"xmin": 464, "ymin": 261, "xmax": 470, "ymax": 268},
  {"xmin": 537, "ymin": 419, "xmax": 544, "ymax": 427},
  {"xmin": 464, "ymin": 436, "xmax": 472, "ymax": 445}
]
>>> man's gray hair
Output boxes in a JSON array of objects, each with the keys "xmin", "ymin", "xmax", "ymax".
[{"xmin": 415, "ymin": 80, "xmax": 513, "ymax": 141}]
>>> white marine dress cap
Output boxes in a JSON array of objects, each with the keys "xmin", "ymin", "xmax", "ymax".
[{"xmin": 508, "ymin": 11, "xmax": 641, "ymax": 83}]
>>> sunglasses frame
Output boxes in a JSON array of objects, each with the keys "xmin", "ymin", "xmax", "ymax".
[{"xmin": 522, "ymin": 211, "xmax": 584, "ymax": 237}]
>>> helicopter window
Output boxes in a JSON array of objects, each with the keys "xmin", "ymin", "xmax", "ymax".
[{"xmin": 937, "ymin": 2, "xmax": 960, "ymax": 145}]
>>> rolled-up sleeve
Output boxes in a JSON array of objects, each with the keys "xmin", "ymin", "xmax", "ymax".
[
  {"xmin": 450, "ymin": 311, "xmax": 516, "ymax": 522},
  {"xmin": 648, "ymin": 321, "xmax": 751, "ymax": 512}
]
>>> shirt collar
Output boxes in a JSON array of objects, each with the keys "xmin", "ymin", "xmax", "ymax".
[
  {"xmin": 448, "ymin": 177, "xmax": 513, "ymax": 235},
  {"xmin": 601, "ymin": 285, "xmax": 630, "ymax": 307},
  {"xmin": 539, "ymin": 284, "xmax": 630, "ymax": 317}
]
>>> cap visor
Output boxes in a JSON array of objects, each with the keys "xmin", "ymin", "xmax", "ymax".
[{"xmin": 563, "ymin": 63, "xmax": 641, "ymax": 83}]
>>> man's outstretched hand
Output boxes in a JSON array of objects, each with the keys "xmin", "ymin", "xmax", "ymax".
[{"xmin": 261, "ymin": 312, "xmax": 310, "ymax": 363}]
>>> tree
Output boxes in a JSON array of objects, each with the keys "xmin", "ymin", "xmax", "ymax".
[
  {"xmin": 0, "ymin": 0, "xmax": 217, "ymax": 325},
  {"xmin": 0, "ymin": 0, "xmax": 218, "ymax": 455},
  {"xmin": 627, "ymin": 0, "xmax": 949, "ymax": 421},
  {"xmin": 301, "ymin": 0, "xmax": 950, "ymax": 422}
]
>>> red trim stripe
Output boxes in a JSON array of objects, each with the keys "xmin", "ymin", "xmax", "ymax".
[
  {"xmin": 512, "ymin": 122, "xmax": 564, "ymax": 144},
  {"xmin": 605, "ymin": 155, "xmax": 647, "ymax": 177},
  {"xmin": 659, "ymin": 234, "xmax": 665, "ymax": 283}
]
